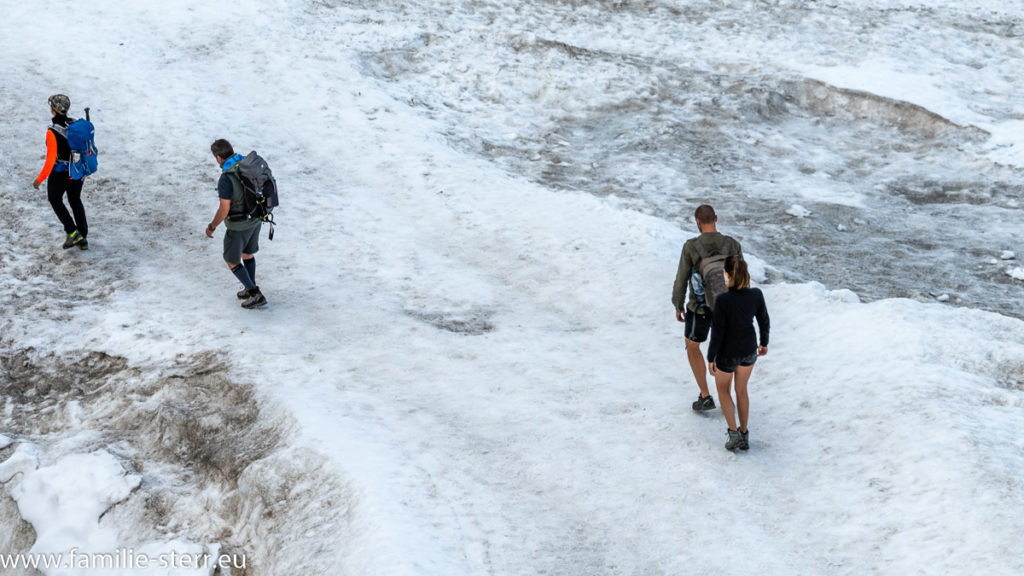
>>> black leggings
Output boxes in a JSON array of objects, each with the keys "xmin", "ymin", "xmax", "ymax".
[{"xmin": 47, "ymin": 173, "xmax": 87, "ymax": 237}]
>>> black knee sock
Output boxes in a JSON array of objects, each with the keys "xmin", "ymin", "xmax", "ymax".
[
  {"xmin": 243, "ymin": 257, "xmax": 256, "ymax": 285},
  {"xmin": 230, "ymin": 264, "xmax": 256, "ymax": 290}
]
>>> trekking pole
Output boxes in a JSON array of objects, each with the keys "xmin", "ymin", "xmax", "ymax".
[{"xmin": 85, "ymin": 107, "xmax": 90, "ymax": 121}]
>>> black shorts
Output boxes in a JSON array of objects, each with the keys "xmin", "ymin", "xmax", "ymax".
[
  {"xmin": 714, "ymin": 352, "xmax": 758, "ymax": 374},
  {"xmin": 684, "ymin": 309, "xmax": 712, "ymax": 343}
]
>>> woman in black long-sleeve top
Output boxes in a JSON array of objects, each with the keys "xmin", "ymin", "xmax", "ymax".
[{"xmin": 707, "ymin": 255, "xmax": 769, "ymax": 451}]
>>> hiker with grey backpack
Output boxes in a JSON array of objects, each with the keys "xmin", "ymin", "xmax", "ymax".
[
  {"xmin": 671, "ymin": 204, "xmax": 744, "ymax": 412},
  {"xmin": 206, "ymin": 139, "xmax": 278, "ymax": 309}
]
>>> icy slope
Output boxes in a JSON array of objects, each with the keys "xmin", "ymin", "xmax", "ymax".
[{"xmin": 0, "ymin": 1, "xmax": 1022, "ymax": 576}]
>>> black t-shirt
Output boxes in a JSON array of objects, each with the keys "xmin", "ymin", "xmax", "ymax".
[
  {"xmin": 218, "ymin": 172, "xmax": 234, "ymax": 200},
  {"xmin": 707, "ymin": 287, "xmax": 770, "ymax": 363}
]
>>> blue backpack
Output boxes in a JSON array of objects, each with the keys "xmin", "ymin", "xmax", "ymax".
[{"xmin": 60, "ymin": 107, "xmax": 98, "ymax": 180}]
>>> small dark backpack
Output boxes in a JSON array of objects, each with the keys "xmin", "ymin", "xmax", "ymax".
[
  {"xmin": 232, "ymin": 151, "xmax": 279, "ymax": 239},
  {"xmin": 691, "ymin": 237, "xmax": 735, "ymax": 311}
]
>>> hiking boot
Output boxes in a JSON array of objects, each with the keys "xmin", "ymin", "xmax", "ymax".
[
  {"xmin": 78, "ymin": 237, "xmax": 89, "ymax": 251},
  {"xmin": 237, "ymin": 288, "xmax": 250, "ymax": 300},
  {"xmin": 725, "ymin": 429, "xmax": 743, "ymax": 451},
  {"xmin": 241, "ymin": 287, "xmax": 267, "ymax": 309},
  {"xmin": 739, "ymin": 430, "xmax": 750, "ymax": 451},
  {"xmin": 692, "ymin": 393, "xmax": 716, "ymax": 412},
  {"xmin": 62, "ymin": 230, "xmax": 84, "ymax": 249}
]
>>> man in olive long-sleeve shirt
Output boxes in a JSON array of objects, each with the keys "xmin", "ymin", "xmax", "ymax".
[{"xmin": 671, "ymin": 205, "xmax": 743, "ymax": 411}]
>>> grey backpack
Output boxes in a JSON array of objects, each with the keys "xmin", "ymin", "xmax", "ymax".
[
  {"xmin": 692, "ymin": 237, "xmax": 736, "ymax": 311},
  {"xmin": 230, "ymin": 151, "xmax": 279, "ymax": 239}
]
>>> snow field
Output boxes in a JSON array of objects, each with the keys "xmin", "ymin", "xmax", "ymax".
[{"xmin": 0, "ymin": 1, "xmax": 1022, "ymax": 575}]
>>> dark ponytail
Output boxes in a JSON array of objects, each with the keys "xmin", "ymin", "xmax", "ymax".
[{"xmin": 724, "ymin": 255, "xmax": 750, "ymax": 290}]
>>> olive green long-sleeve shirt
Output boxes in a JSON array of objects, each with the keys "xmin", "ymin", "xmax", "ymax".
[{"xmin": 671, "ymin": 232, "xmax": 743, "ymax": 313}]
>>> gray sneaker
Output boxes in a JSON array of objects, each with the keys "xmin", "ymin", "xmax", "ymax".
[
  {"xmin": 692, "ymin": 394, "xmax": 716, "ymax": 411},
  {"xmin": 725, "ymin": 429, "xmax": 743, "ymax": 451},
  {"xmin": 241, "ymin": 287, "xmax": 267, "ymax": 309},
  {"xmin": 62, "ymin": 230, "xmax": 85, "ymax": 249},
  {"xmin": 739, "ymin": 430, "xmax": 750, "ymax": 451}
]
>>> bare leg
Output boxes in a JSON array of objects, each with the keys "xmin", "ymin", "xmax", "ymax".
[
  {"xmin": 715, "ymin": 370, "xmax": 737, "ymax": 430},
  {"xmin": 733, "ymin": 365, "xmax": 754, "ymax": 432},
  {"xmin": 686, "ymin": 338, "xmax": 710, "ymax": 397}
]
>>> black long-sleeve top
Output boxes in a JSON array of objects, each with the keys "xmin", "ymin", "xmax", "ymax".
[{"xmin": 707, "ymin": 287, "xmax": 770, "ymax": 363}]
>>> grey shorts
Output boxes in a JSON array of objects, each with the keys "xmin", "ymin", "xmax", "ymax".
[
  {"xmin": 222, "ymin": 223, "xmax": 261, "ymax": 265},
  {"xmin": 715, "ymin": 352, "xmax": 758, "ymax": 374}
]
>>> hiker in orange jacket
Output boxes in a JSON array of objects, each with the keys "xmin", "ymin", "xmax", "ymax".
[{"xmin": 33, "ymin": 94, "xmax": 89, "ymax": 250}]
